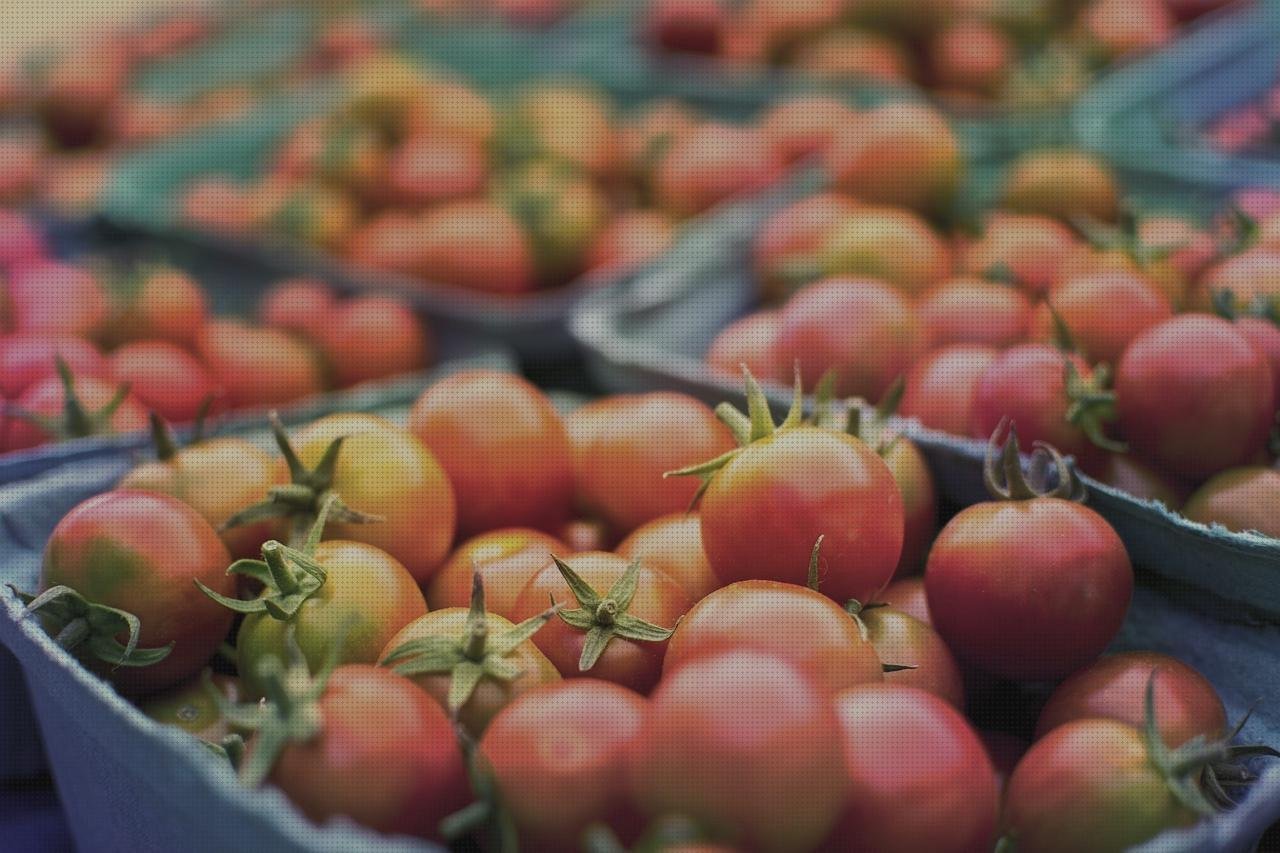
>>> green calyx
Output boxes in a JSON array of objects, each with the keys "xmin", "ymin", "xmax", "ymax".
[
  {"xmin": 221, "ymin": 413, "xmax": 379, "ymax": 546},
  {"xmin": 1212, "ymin": 288, "xmax": 1280, "ymax": 327},
  {"xmin": 147, "ymin": 400, "xmax": 218, "ymax": 463},
  {"xmin": 195, "ymin": 497, "xmax": 335, "ymax": 621},
  {"xmin": 1063, "ymin": 360, "xmax": 1126, "ymax": 454},
  {"xmin": 550, "ymin": 555, "xmax": 675, "ymax": 672},
  {"xmin": 983, "ymin": 418, "xmax": 1084, "ymax": 502},
  {"xmin": 380, "ymin": 574, "xmax": 558, "ymax": 718},
  {"xmin": 10, "ymin": 583, "xmax": 172, "ymax": 668},
  {"xmin": 1069, "ymin": 209, "xmax": 1187, "ymax": 269},
  {"xmin": 6, "ymin": 358, "xmax": 132, "ymax": 441}
]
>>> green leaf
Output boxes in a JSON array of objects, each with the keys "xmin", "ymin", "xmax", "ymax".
[
  {"xmin": 309, "ymin": 437, "xmax": 346, "ymax": 491},
  {"xmin": 302, "ymin": 495, "xmax": 336, "ymax": 555},
  {"xmin": 220, "ymin": 500, "xmax": 294, "ymax": 531},
  {"xmin": 448, "ymin": 661, "xmax": 486, "ymax": 712},
  {"xmin": 551, "ymin": 555, "xmax": 603, "ymax": 609},
  {"xmin": 779, "ymin": 365, "xmax": 805, "ymax": 431},
  {"xmin": 578, "ymin": 625, "xmax": 614, "ymax": 672},
  {"xmin": 663, "ymin": 447, "xmax": 740, "ymax": 480},
  {"xmin": 269, "ymin": 413, "xmax": 308, "ymax": 484}
]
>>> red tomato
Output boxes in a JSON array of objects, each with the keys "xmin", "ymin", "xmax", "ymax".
[
  {"xmin": 409, "ymin": 370, "xmax": 574, "ymax": 537},
  {"xmin": 773, "ymin": 276, "xmax": 923, "ymax": 399},
  {"xmin": 882, "ymin": 435, "xmax": 938, "ymax": 577},
  {"xmin": 478, "ymin": 680, "xmax": 647, "ymax": 851},
  {"xmin": 959, "ymin": 212, "xmax": 1080, "ymax": 295},
  {"xmin": 931, "ymin": 19, "xmax": 1011, "ymax": 93},
  {"xmin": 566, "ymin": 393, "xmax": 735, "ymax": 536},
  {"xmin": 705, "ymin": 310, "xmax": 779, "ymax": 383},
  {"xmin": 1084, "ymin": 0, "xmax": 1174, "ymax": 55},
  {"xmin": 900, "ymin": 344, "xmax": 999, "ymax": 437},
  {"xmin": 1036, "ymin": 651, "xmax": 1226, "ymax": 749},
  {"xmin": 1001, "ymin": 150, "xmax": 1120, "ymax": 223},
  {"xmin": 980, "ymin": 731, "xmax": 1027, "ymax": 792},
  {"xmin": 1097, "ymin": 453, "xmax": 1191, "ymax": 509},
  {"xmin": 628, "ymin": 649, "xmax": 848, "ymax": 852},
  {"xmin": 0, "ymin": 209, "xmax": 48, "ymax": 271},
  {"xmin": 105, "ymin": 267, "xmax": 209, "ymax": 348},
  {"xmin": 108, "ymin": 341, "xmax": 219, "ymax": 424},
  {"xmin": 879, "ymin": 577, "xmax": 932, "ymax": 626},
  {"xmin": 263, "ymin": 665, "xmax": 470, "ymax": 840},
  {"xmin": 558, "ymin": 518, "xmax": 611, "ymax": 553},
  {"xmin": 1183, "ymin": 466, "xmax": 1280, "ymax": 539},
  {"xmin": 0, "ymin": 333, "xmax": 105, "ymax": 399},
  {"xmin": 616, "ymin": 513, "xmax": 721, "ymax": 602},
  {"xmin": 861, "ymin": 606, "xmax": 963, "ymax": 707},
  {"xmin": 918, "ymin": 277, "xmax": 1030, "ymax": 349},
  {"xmin": 318, "ymin": 296, "xmax": 432, "ymax": 388},
  {"xmin": 654, "ymin": 122, "xmax": 783, "ymax": 217},
  {"xmin": 1231, "ymin": 317, "xmax": 1280, "ymax": 405},
  {"xmin": 585, "ymin": 209, "xmax": 675, "ymax": 277},
  {"xmin": 409, "ymin": 199, "xmax": 537, "ymax": 294},
  {"xmin": 257, "ymin": 278, "xmax": 336, "ymax": 341},
  {"xmin": 9, "ymin": 260, "xmax": 107, "ymax": 338},
  {"xmin": 753, "ymin": 192, "xmax": 861, "ymax": 299},
  {"xmin": 793, "ymin": 29, "xmax": 915, "ymax": 85},
  {"xmin": 701, "ymin": 426, "xmax": 904, "ymax": 605},
  {"xmin": 5, "ymin": 374, "xmax": 147, "ymax": 452},
  {"xmin": 815, "ymin": 206, "xmax": 952, "ymax": 297},
  {"xmin": 511, "ymin": 551, "xmax": 690, "ymax": 693},
  {"xmin": 426, "ymin": 528, "xmax": 569, "ymax": 617},
  {"xmin": 195, "ymin": 319, "xmax": 326, "ymax": 409},
  {"xmin": 760, "ymin": 95, "xmax": 860, "ymax": 163},
  {"xmin": 41, "ymin": 490, "xmax": 234, "ymax": 694},
  {"xmin": 824, "ymin": 685, "xmax": 999, "ymax": 853},
  {"xmin": 1115, "ymin": 314, "xmax": 1275, "ymax": 480},
  {"xmin": 385, "ymin": 134, "xmax": 487, "ymax": 205},
  {"xmin": 647, "ymin": 0, "xmax": 729, "ymax": 54},
  {"xmin": 1030, "ymin": 272, "xmax": 1172, "ymax": 365}
]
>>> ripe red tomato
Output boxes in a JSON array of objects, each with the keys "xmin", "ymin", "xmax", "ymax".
[
  {"xmin": 1030, "ymin": 272, "xmax": 1172, "ymax": 365},
  {"xmin": 861, "ymin": 606, "xmax": 963, "ymax": 708},
  {"xmin": 0, "ymin": 333, "xmax": 105, "ymax": 399},
  {"xmin": 753, "ymin": 192, "xmax": 860, "ymax": 299},
  {"xmin": 701, "ymin": 426, "xmax": 904, "ymax": 604},
  {"xmin": 1198, "ymin": 248, "xmax": 1280, "ymax": 310},
  {"xmin": 41, "ymin": 490, "xmax": 234, "ymax": 694},
  {"xmin": 478, "ymin": 680, "xmax": 647, "ymax": 851},
  {"xmin": 5, "ymin": 373, "xmax": 148, "ymax": 452},
  {"xmin": 8, "ymin": 260, "xmax": 107, "ymax": 338},
  {"xmin": 664, "ymin": 580, "xmax": 882, "ymax": 692},
  {"xmin": 1115, "ymin": 314, "xmax": 1275, "ymax": 480},
  {"xmin": 959, "ymin": 212, "xmax": 1080, "ymax": 295},
  {"xmin": 647, "ymin": 0, "xmax": 729, "ymax": 54},
  {"xmin": 104, "ymin": 267, "xmax": 208, "ymax": 348},
  {"xmin": 586, "ymin": 210, "xmax": 676, "ymax": 277},
  {"xmin": 653, "ymin": 122, "xmax": 783, "ymax": 217},
  {"xmin": 1183, "ymin": 466, "xmax": 1280, "ymax": 538},
  {"xmin": 628, "ymin": 649, "xmax": 848, "ymax": 852},
  {"xmin": 1096, "ymin": 454, "xmax": 1190, "ymax": 509},
  {"xmin": 616, "ymin": 513, "xmax": 721, "ymax": 602},
  {"xmin": 881, "ymin": 434, "xmax": 938, "ymax": 577},
  {"xmin": 824, "ymin": 685, "xmax": 999, "ymax": 853},
  {"xmin": 1036, "ymin": 651, "xmax": 1226, "ymax": 749},
  {"xmin": 1232, "ymin": 317, "xmax": 1280, "ymax": 404},
  {"xmin": 385, "ymin": 134, "xmax": 488, "ymax": 205},
  {"xmin": 931, "ymin": 19, "xmax": 1011, "ymax": 93},
  {"xmin": 773, "ymin": 276, "xmax": 923, "ymax": 399},
  {"xmin": 409, "ymin": 370, "xmax": 574, "ymax": 538},
  {"xmin": 760, "ymin": 95, "xmax": 859, "ymax": 163},
  {"xmin": 793, "ymin": 30, "xmax": 915, "ymax": 85},
  {"xmin": 195, "ymin": 319, "xmax": 326, "ymax": 409},
  {"xmin": 263, "ymin": 665, "xmax": 470, "ymax": 840},
  {"xmin": 879, "ymin": 577, "xmax": 932, "ymax": 626},
  {"xmin": 426, "ymin": 528, "xmax": 570, "ymax": 617},
  {"xmin": 108, "ymin": 341, "xmax": 220, "ymax": 424},
  {"xmin": 566, "ymin": 393, "xmax": 735, "ymax": 536},
  {"xmin": 0, "ymin": 209, "xmax": 48, "ymax": 271},
  {"xmin": 410, "ymin": 199, "xmax": 537, "ymax": 294},
  {"xmin": 918, "ymin": 277, "xmax": 1030, "ymax": 350},
  {"xmin": 511, "ymin": 551, "xmax": 690, "ymax": 693},
  {"xmin": 257, "ymin": 278, "xmax": 336, "ymax": 341},
  {"xmin": 900, "ymin": 344, "xmax": 999, "ymax": 437},
  {"xmin": 705, "ymin": 310, "xmax": 780, "ymax": 382},
  {"xmin": 317, "ymin": 295, "xmax": 432, "ymax": 388}
]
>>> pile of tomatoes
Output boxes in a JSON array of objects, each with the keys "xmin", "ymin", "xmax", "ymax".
[
  {"xmin": 16, "ymin": 365, "xmax": 1275, "ymax": 852},
  {"xmin": 0, "ymin": 211, "xmax": 431, "ymax": 454},
  {"xmin": 646, "ymin": 0, "xmax": 1233, "ymax": 109}
]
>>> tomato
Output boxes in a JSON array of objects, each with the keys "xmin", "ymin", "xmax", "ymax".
[
  {"xmin": 931, "ymin": 19, "xmax": 1011, "ymax": 94},
  {"xmin": 1036, "ymin": 651, "xmax": 1226, "ymax": 749},
  {"xmin": 257, "ymin": 278, "xmax": 336, "ymax": 341},
  {"xmin": 616, "ymin": 513, "xmax": 721, "ymax": 602},
  {"xmin": 647, "ymin": 0, "xmax": 729, "ymax": 54},
  {"xmin": 477, "ymin": 680, "xmax": 647, "ymax": 851},
  {"xmin": 900, "ymin": 344, "xmax": 999, "ymax": 437},
  {"xmin": 879, "ymin": 577, "xmax": 932, "ymax": 626},
  {"xmin": 1001, "ymin": 150, "xmax": 1120, "ymax": 222},
  {"xmin": 40, "ymin": 490, "xmax": 233, "ymax": 694},
  {"xmin": 1183, "ymin": 466, "xmax": 1280, "ymax": 539},
  {"xmin": 585, "ymin": 209, "xmax": 675, "ymax": 277},
  {"xmin": 38, "ymin": 46, "xmax": 128, "ymax": 147},
  {"xmin": 959, "ymin": 212, "xmax": 1080, "ymax": 295},
  {"xmin": 0, "ymin": 208, "xmax": 48, "ymax": 271},
  {"xmin": 705, "ymin": 310, "xmax": 779, "ymax": 382},
  {"xmin": 511, "ymin": 551, "xmax": 690, "ymax": 693},
  {"xmin": 1097, "ymin": 454, "xmax": 1190, "ymax": 509},
  {"xmin": 980, "ymin": 731, "xmax": 1027, "ymax": 792},
  {"xmin": 426, "ymin": 528, "xmax": 569, "ymax": 617},
  {"xmin": 629, "ymin": 649, "xmax": 846, "ymax": 851},
  {"xmin": 139, "ymin": 673, "xmax": 242, "ymax": 743},
  {"xmin": 566, "ymin": 392, "xmax": 735, "ymax": 536},
  {"xmin": 380, "ymin": 606, "xmax": 561, "ymax": 736},
  {"xmin": 511, "ymin": 85, "xmax": 616, "ymax": 177},
  {"xmin": 1115, "ymin": 314, "xmax": 1275, "ymax": 480},
  {"xmin": 664, "ymin": 580, "xmax": 882, "ymax": 692},
  {"xmin": 793, "ymin": 29, "xmax": 915, "ymax": 84},
  {"xmin": 385, "ymin": 134, "xmax": 487, "ymax": 205},
  {"xmin": 1231, "ymin": 316, "xmax": 1280, "ymax": 404},
  {"xmin": 503, "ymin": 160, "xmax": 610, "ymax": 282},
  {"xmin": 1084, "ymin": 0, "xmax": 1174, "ymax": 56},
  {"xmin": 258, "ymin": 664, "xmax": 470, "ymax": 840},
  {"xmin": 108, "ymin": 341, "xmax": 220, "ymax": 424},
  {"xmin": 0, "ymin": 134, "xmax": 40, "ymax": 204},
  {"xmin": 120, "ymin": 437, "xmax": 284, "ymax": 559},
  {"xmin": 291, "ymin": 417, "xmax": 456, "ymax": 583},
  {"xmin": 181, "ymin": 178, "xmax": 258, "ymax": 234},
  {"xmin": 753, "ymin": 192, "xmax": 861, "ymax": 300},
  {"xmin": 5, "ymin": 373, "xmax": 148, "ymax": 452},
  {"xmin": 654, "ymin": 122, "xmax": 783, "ymax": 217},
  {"xmin": 559, "ymin": 518, "xmax": 611, "ymax": 552},
  {"xmin": 344, "ymin": 211, "xmax": 428, "ymax": 276},
  {"xmin": 1137, "ymin": 216, "xmax": 1218, "ymax": 288},
  {"xmin": 0, "ymin": 333, "xmax": 105, "ymax": 399},
  {"xmin": 925, "ymin": 434, "xmax": 1132, "ymax": 682},
  {"xmin": 103, "ymin": 266, "xmax": 208, "ymax": 348},
  {"xmin": 1001, "ymin": 719, "xmax": 1198, "ymax": 852},
  {"xmin": 8, "ymin": 260, "xmax": 106, "ymax": 338},
  {"xmin": 318, "ymin": 295, "xmax": 432, "ymax": 388},
  {"xmin": 409, "ymin": 370, "xmax": 573, "ymax": 538},
  {"xmin": 411, "ymin": 199, "xmax": 537, "ymax": 293},
  {"xmin": 815, "ymin": 205, "xmax": 952, "ymax": 296},
  {"xmin": 195, "ymin": 319, "xmax": 326, "ymax": 409},
  {"xmin": 861, "ymin": 606, "xmax": 963, "ymax": 708},
  {"xmin": 618, "ymin": 99, "xmax": 698, "ymax": 180},
  {"xmin": 773, "ymin": 276, "xmax": 923, "ymax": 399},
  {"xmin": 918, "ymin": 277, "xmax": 1030, "ymax": 349},
  {"xmin": 824, "ymin": 685, "xmax": 999, "ymax": 853},
  {"xmin": 1030, "ymin": 272, "xmax": 1172, "ymax": 365},
  {"xmin": 759, "ymin": 96, "xmax": 860, "ymax": 164},
  {"xmin": 406, "ymin": 79, "xmax": 496, "ymax": 147}
]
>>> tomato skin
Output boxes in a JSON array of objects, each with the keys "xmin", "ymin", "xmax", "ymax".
[
  {"xmin": 760, "ymin": 96, "xmax": 860, "ymax": 164},
  {"xmin": 263, "ymin": 665, "xmax": 470, "ymax": 840},
  {"xmin": 511, "ymin": 552, "xmax": 691, "ymax": 693},
  {"xmin": 900, "ymin": 344, "xmax": 999, "ymax": 437},
  {"xmin": 959, "ymin": 213, "xmax": 1079, "ymax": 296},
  {"xmin": 1002, "ymin": 719, "xmax": 1196, "ymax": 853},
  {"xmin": 616, "ymin": 513, "xmax": 721, "ymax": 602},
  {"xmin": 1183, "ymin": 466, "xmax": 1280, "ymax": 539},
  {"xmin": 381, "ymin": 609, "xmax": 561, "ymax": 735},
  {"xmin": 566, "ymin": 393, "xmax": 735, "ymax": 536},
  {"xmin": 1036, "ymin": 651, "xmax": 1226, "ymax": 749},
  {"xmin": 1233, "ymin": 317, "xmax": 1280, "ymax": 404},
  {"xmin": 816, "ymin": 206, "xmax": 953, "ymax": 297},
  {"xmin": 139, "ymin": 673, "xmax": 242, "ymax": 742},
  {"xmin": 823, "ymin": 685, "xmax": 999, "ymax": 853},
  {"xmin": 5, "ymin": 375, "xmax": 148, "ymax": 452},
  {"xmin": 1097, "ymin": 454, "xmax": 1190, "ymax": 510},
  {"xmin": 385, "ymin": 134, "xmax": 487, "ymax": 205},
  {"xmin": 0, "ymin": 333, "xmax": 106, "ymax": 399},
  {"xmin": 425, "ymin": 528, "xmax": 569, "ymax": 617},
  {"xmin": 413, "ymin": 199, "xmax": 537, "ymax": 294},
  {"xmin": 665, "ymin": 580, "xmax": 882, "ymax": 692},
  {"xmin": 478, "ymin": 680, "xmax": 647, "ymax": 852},
  {"xmin": 586, "ymin": 209, "xmax": 675, "ymax": 277},
  {"xmin": 862, "ymin": 607, "xmax": 963, "ymax": 707},
  {"xmin": 654, "ymin": 122, "xmax": 782, "ymax": 217},
  {"xmin": 879, "ymin": 577, "xmax": 932, "ymax": 626},
  {"xmin": 108, "ymin": 341, "xmax": 220, "ymax": 424},
  {"xmin": 1000, "ymin": 150, "xmax": 1119, "ymax": 223},
  {"xmin": 1116, "ymin": 315, "xmax": 1275, "ymax": 480},
  {"xmin": 1030, "ymin": 273, "xmax": 1172, "ymax": 366},
  {"xmin": 9, "ymin": 260, "xmax": 107, "ymax": 338},
  {"xmin": 195, "ymin": 319, "xmax": 326, "ymax": 409},
  {"xmin": 753, "ymin": 192, "xmax": 861, "ymax": 299},
  {"xmin": 409, "ymin": 371, "xmax": 573, "ymax": 538},
  {"xmin": 884, "ymin": 437, "xmax": 938, "ymax": 577},
  {"xmin": 925, "ymin": 499, "xmax": 1132, "ymax": 682},
  {"xmin": 918, "ymin": 277, "xmax": 1030, "ymax": 350},
  {"xmin": 294, "ymin": 419, "xmax": 456, "ymax": 584},
  {"xmin": 773, "ymin": 276, "xmax": 923, "ymax": 400},
  {"xmin": 104, "ymin": 267, "xmax": 208, "ymax": 349},
  {"xmin": 705, "ymin": 310, "xmax": 779, "ymax": 382},
  {"xmin": 41, "ymin": 490, "xmax": 234, "ymax": 695},
  {"xmin": 628, "ymin": 650, "xmax": 848, "ymax": 853},
  {"xmin": 701, "ymin": 427, "xmax": 904, "ymax": 605},
  {"xmin": 318, "ymin": 295, "xmax": 432, "ymax": 388},
  {"xmin": 258, "ymin": 278, "xmax": 336, "ymax": 341},
  {"xmin": 237, "ymin": 540, "xmax": 427, "ymax": 699}
]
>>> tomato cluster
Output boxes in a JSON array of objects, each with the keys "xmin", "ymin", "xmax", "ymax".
[{"xmin": 15, "ymin": 365, "xmax": 1273, "ymax": 853}]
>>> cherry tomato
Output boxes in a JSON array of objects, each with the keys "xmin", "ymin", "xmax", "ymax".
[
  {"xmin": 616, "ymin": 513, "xmax": 721, "ymax": 602},
  {"xmin": 1030, "ymin": 272, "xmax": 1172, "ymax": 365},
  {"xmin": 814, "ymin": 206, "xmax": 952, "ymax": 297},
  {"xmin": 318, "ymin": 295, "xmax": 432, "ymax": 388},
  {"xmin": 0, "ymin": 208, "xmax": 48, "ymax": 271},
  {"xmin": 653, "ymin": 122, "xmax": 782, "ymax": 217},
  {"xmin": 628, "ymin": 649, "xmax": 848, "ymax": 852},
  {"xmin": 1232, "ymin": 317, "xmax": 1280, "ymax": 404},
  {"xmin": 1115, "ymin": 315, "xmax": 1274, "ymax": 480},
  {"xmin": 1199, "ymin": 248, "xmax": 1280, "ymax": 310},
  {"xmin": 104, "ymin": 266, "xmax": 208, "ymax": 348},
  {"xmin": 760, "ymin": 95, "xmax": 859, "ymax": 164},
  {"xmin": 793, "ymin": 29, "xmax": 915, "ymax": 85},
  {"xmin": 0, "ymin": 333, "xmax": 105, "ymax": 399},
  {"xmin": 900, "ymin": 344, "xmax": 999, "ymax": 437},
  {"xmin": 511, "ymin": 551, "xmax": 690, "ymax": 693},
  {"xmin": 586, "ymin": 210, "xmax": 676, "ymax": 277},
  {"xmin": 108, "ymin": 341, "xmax": 220, "ymax": 424},
  {"xmin": 1183, "ymin": 466, "xmax": 1280, "ymax": 539},
  {"xmin": 409, "ymin": 370, "xmax": 574, "ymax": 538},
  {"xmin": 824, "ymin": 685, "xmax": 999, "ymax": 853},
  {"xmin": 931, "ymin": 19, "xmax": 1011, "ymax": 93},
  {"xmin": 393, "ymin": 199, "xmax": 537, "ymax": 294},
  {"xmin": 41, "ymin": 490, "xmax": 234, "ymax": 694},
  {"xmin": 861, "ymin": 606, "xmax": 963, "ymax": 708},
  {"xmin": 511, "ymin": 85, "xmax": 616, "ymax": 177},
  {"xmin": 5, "ymin": 374, "xmax": 148, "ymax": 452},
  {"xmin": 559, "ymin": 518, "xmax": 611, "ymax": 553},
  {"xmin": 918, "ymin": 277, "xmax": 1030, "ymax": 350},
  {"xmin": 385, "ymin": 134, "xmax": 488, "ymax": 205},
  {"xmin": 257, "ymin": 278, "xmax": 336, "ymax": 341},
  {"xmin": 879, "ymin": 577, "xmax": 932, "ymax": 626},
  {"xmin": 8, "ymin": 260, "xmax": 106, "ymax": 338},
  {"xmin": 1001, "ymin": 150, "xmax": 1119, "ymax": 222},
  {"xmin": 664, "ymin": 580, "xmax": 882, "ymax": 692},
  {"xmin": 959, "ymin": 212, "xmax": 1080, "ymax": 295},
  {"xmin": 753, "ymin": 192, "xmax": 861, "ymax": 301},
  {"xmin": 566, "ymin": 393, "xmax": 735, "ymax": 536},
  {"xmin": 139, "ymin": 673, "xmax": 242, "ymax": 744},
  {"xmin": 647, "ymin": 0, "xmax": 729, "ymax": 54},
  {"xmin": 882, "ymin": 435, "xmax": 938, "ymax": 577},
  {"xmin": 705, "ymin": 310, "xmax": 779, "ymax": 382},
  {"xmin": 426, "ymin": 528, "xmax": 570, "ymax": 617},
  {"xmin": 1096, "ymin": 454, "xmax": 1190, "ymax": 509},
  {"xmin": 478, "ymin": 680, "xmax": 647, "ymax": 851},
  {"xmin": 195, "ymin": 319, "xmax": 326, "ymax": 410}
]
